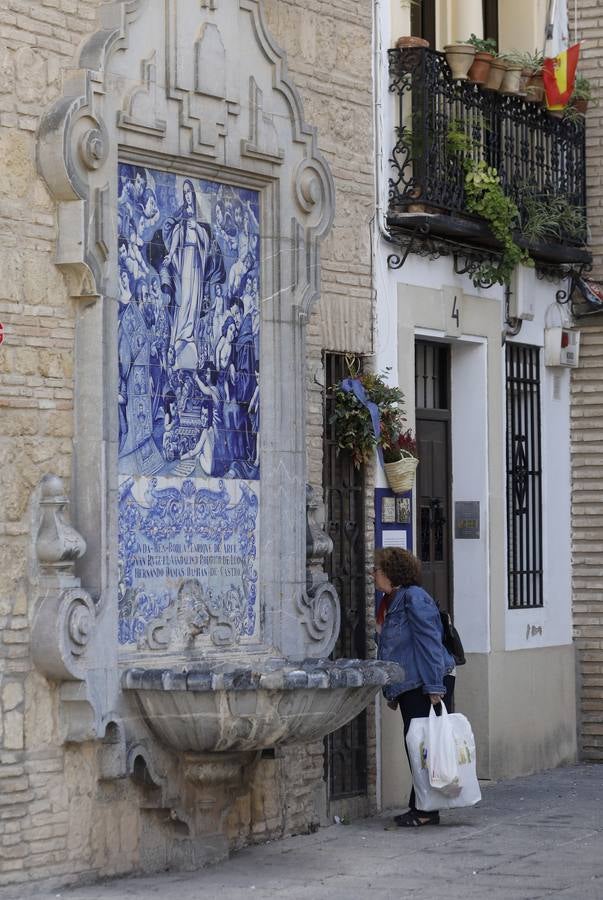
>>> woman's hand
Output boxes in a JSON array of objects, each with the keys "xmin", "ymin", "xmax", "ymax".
[{"xmin": 429, "ymin": 693, "xmax": 444, "ymax": 705}]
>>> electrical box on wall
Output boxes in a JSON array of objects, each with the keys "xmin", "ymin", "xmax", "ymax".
[
  {"xmin": 544, "ymin": 327, "xmax": 580, "ymax": 367},
  {"xmin": 509, "ymin": 266, "xmax": 535, "ymax": 321}
]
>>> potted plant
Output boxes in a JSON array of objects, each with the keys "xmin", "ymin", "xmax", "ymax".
[
  {"xmin": 518, "ymin": 189, "xmax": 588, "ymax": 246},
  {"xmin": 443, "ymin": 41, "xmax": 476, "ymax": 81},
  {"xmin": 502, "ymin": 50, "xmax": 545, "ymax": 100},
  {"xmin": 466, "ymin": 34, "xmax": 497, "ymax": 85},
  {"xmin": 498, "ymin": 53, "xmax": 523, "ymax": 95},
  {"xmin": 569, "ymin": 75, "xmax": 593, "ymax": 114},
  {"xmin": 330, "ymin": 369, "xmax": 417, "ymax": 492},
  {"xmin": 524, "ymin": 51, "xmax": 545, "ymax": 103},
  {"xmin": 382, "ymin": 428, "xmax": 419, "ymax": 494},
  {"xmin": 485, "ymin": 56, "xmax": 507, "ymax": 92}
]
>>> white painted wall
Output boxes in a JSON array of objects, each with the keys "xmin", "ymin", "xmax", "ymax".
[
  {"xmin": 451, "ymin": 339, "xmax": 491, "ymax": 653},
  {"xmin": 505, "ymin": 283, "xmax": 573, "ymax": 650}
]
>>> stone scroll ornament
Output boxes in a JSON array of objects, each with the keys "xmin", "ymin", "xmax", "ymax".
[
  {"xmin": 296, "ymin": 485, "xmax": 340, "ymax": 658},
  {"xmin": 32, "ymin": 474, "xmax": 97, "ymax": 682}
]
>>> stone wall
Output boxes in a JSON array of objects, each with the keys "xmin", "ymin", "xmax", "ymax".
[
  {"xmin": 572, "ymin": 0, "xmax": 603, "ymax": 762},
  {"xmin": 0, "ymin": 0, "xmax": 375, "ymax": 891},
  {"xmin": 263, "ymin": 0, "xmax": 376, "ymax": 818}
]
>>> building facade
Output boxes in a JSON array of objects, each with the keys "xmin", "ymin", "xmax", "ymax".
[
  {"xmin": 0, "ymin": 0, "xmax": 595, "ymax": 893},
  {"xmin": 373, "ymin": 0, "xmax": 584, "ymax": 807}
]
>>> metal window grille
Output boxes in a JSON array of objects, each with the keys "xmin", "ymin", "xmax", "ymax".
[
  {"xmin": 505, "ymin": 344, "xmax": 543, "ymax": 609},
  {"xmin": 323, "ymin": 352, "xmax": 367, "ymax": 799},
  {"xmin": 415, "ymin": 341, "xmax": 449, "ymax": 410}
]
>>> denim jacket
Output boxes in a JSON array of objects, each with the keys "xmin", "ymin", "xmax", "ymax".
[{"xmin": 378, "ymin": 585, "xmax": 456, "ymax": 701}]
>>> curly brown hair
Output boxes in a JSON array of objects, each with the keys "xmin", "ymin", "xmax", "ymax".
[{"xmin": 375, "ymin": 547, "xmax": 422, "ymax": 588}]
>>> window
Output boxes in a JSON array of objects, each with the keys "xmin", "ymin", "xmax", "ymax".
[
  {"xmin": 410, "ymin": 0, "xmax": 436, "ymax": 49},
  {"xmin": 415, "ymin": 341, "xmax": 449, "ymax": 410},
  {"xmin": 505, "ymin": 344, "xmax": 543, "ymax": 609},
  {"xmin": 482, "ymin": 0, "xmax": 499, "ymax": 47}
]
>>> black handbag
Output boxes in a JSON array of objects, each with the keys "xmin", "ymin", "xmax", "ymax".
[{"xmin": 439, "ymin": 610, "xmax": 466, "ymax": 666}]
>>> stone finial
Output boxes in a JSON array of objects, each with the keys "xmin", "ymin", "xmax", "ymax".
[
  {"xmin": 36, "ymin": 474, "xmax": 86, "ymax": 574},
  {"xmin": 306, "ymin": 484, "xmax": 333, "ymax": 564}
]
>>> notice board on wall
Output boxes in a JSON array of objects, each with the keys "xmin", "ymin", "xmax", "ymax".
[
  {"xmin": 374, "ymin": 488, "xmax": 413, "ymax": 553},
  {"xmin": 374, "ymin": 488, "xmax": 413, "ymax": 617}
]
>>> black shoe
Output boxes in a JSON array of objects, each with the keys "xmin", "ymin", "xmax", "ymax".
[{"xmin": 394, "ymin": 810, "xmax": 440, "ymax": 827}]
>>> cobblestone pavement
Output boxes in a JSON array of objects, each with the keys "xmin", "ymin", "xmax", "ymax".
[{"xmin": 15, "ymin": 764, "xmax": 603, "ymax": 900}]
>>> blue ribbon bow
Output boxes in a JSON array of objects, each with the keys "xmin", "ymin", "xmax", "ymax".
[{"xmin": 340, "ymin": 377, "xmax": 384, "ymax": 467}]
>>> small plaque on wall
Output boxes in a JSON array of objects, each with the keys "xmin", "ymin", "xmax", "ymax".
[
  {"xmin": 395, "ymin": 497, "xmax": 411, "ymax": 524},
  {"xmin": 455, "ymin": 501, "xmax": 480, "ymax": 539},
  {"xmin": 382, "ymin": 497, "xmax": 396, "ymax": 523}
]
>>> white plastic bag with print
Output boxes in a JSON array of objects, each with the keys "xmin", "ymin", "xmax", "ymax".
[
  {"xmin": 406, "ymin": 706, "xmax": 481, "ymax": 811},
  {"xmin": 426, "ymin": 702, "xmax": 461, "ymax": 796}
]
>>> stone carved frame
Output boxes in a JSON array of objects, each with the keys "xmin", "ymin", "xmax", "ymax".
[{"xmin": 35, "ymin": 0, "xmax": 336, "ymax": 741}]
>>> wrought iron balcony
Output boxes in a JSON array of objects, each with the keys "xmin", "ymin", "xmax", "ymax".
[{"xmin": 387, "ymin": 47, "xmax": 590, "ymax": 280}]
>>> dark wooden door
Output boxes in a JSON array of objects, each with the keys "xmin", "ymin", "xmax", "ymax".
[{"xmin": 415, "ymin": 342, "xmax": 452, "ymax": 614}]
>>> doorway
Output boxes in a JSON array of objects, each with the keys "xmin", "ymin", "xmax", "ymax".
[
  {"xmin": 323, "ymin": 352, "xmax": 367, "ymax": 801},
  {"xmin": 415, "ymin": 341, "xmax": 452, "ymax": 614}
]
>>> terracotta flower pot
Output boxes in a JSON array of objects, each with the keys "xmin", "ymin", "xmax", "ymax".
[
  {"xmin": 573, "ymin": 98, "xmax": 588, "ymax": 114},
  {"xmin": 396, "ymin": 36, "xmax": 430, "ymax": 49},
  {"xmin": 500, "ymin": 63, "xmax": 523, "ymax": 95},
  {"xmin": 485, "ymin": 58, "xmax": 506, "ymax": 91},
  {"xmin": 468, "ymin": 51, "xmax": 494, "ymax": 85},
  {"xmin": 525, "ymin": 72, "xmax": 545, "ymax": 103},
  {"xmin": 443, "ymin": 44, "xmax": 476, "ymax": 81}
]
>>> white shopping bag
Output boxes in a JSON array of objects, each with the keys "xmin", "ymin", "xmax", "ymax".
[
  {"xmin": 426, "ymin": 703, "xmax": 461, "ymax": 797},
  {"xmin": 406, "ymin": 707, "xmax": 481, "ymax": 811}
]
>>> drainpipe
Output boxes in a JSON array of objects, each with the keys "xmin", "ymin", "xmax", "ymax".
[
  {"xmin": 373, "ymin": 0, "xmax": 393, "ymax": 247},
  {"xmin": 372, "ymin": 0, "xmax": 386, "ymax": 813}
]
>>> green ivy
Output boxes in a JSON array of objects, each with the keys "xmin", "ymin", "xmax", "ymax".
[
  {"xmin": 463, "ymin": 160, "xmax": 532, "ymax": 286},
  {"xmin": 448, "ymin": 127, "xmax": 531, "ymax": 286}
]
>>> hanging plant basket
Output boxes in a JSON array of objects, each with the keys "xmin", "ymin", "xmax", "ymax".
[{"xmin": 383, "ymin": 452, "xmax": 418, "ymax": 494}]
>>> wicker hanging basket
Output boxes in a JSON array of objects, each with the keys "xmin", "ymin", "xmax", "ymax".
[{"xmin": 383, "ymin": 451, "xmax": 418, "ymax": 494}]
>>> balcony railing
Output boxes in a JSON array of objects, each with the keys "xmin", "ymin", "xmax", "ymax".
[{"xmin": 387, "ymin": 47, "xmax": 589, "ymax": 274}]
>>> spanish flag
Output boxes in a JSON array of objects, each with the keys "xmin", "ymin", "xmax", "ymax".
[{"xmin": 544, "ymin": 43, "xmax": 580, "ymax": 110}]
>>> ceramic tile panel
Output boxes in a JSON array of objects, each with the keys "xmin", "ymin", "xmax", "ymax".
[{"xmin": 117, "ymin": 164, "xmax": 260, "ymax": 648}]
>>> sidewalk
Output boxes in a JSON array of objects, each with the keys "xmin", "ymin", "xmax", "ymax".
[{"xmin": 18, "ymin": 764, "xmax": 603, "ymax": 900}]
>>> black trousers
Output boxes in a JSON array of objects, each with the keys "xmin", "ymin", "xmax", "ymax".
[{"xmin": 398, "ymin": 674, "xmax": 455, "ymax": 814}]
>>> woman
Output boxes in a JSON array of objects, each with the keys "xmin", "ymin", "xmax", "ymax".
[
  {"xmin": 375, "ymin": 547, "xmax": 456, "ymax": 827},
  {"xmin": 163, "ymin": 179, "xmax": 225, "ymax": 371}
]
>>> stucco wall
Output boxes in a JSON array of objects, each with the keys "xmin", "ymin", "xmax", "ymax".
[
  {"xmin": 376, "ymin": 271, "xmax": 577, "ymax": 806},
  {"xmin": 0, "ymin": 0, "xmax": 375, "ymax": 892}
]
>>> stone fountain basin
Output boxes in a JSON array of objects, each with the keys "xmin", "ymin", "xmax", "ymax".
[{"xmin": 122, "ymin": 658, "xmax": 402, "ymax": 753}]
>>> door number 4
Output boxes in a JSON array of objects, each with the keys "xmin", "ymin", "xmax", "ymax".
[{"xmin": 443, "ymin": 286, "xmax": 463, "ymax": 337}]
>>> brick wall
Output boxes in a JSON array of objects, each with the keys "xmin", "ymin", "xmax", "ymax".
[
  {"xmin": 0, "ymin": 0, "xmax": 375, "ymax": 890},
  {"xmin": 572, "ymin": 0, "xmax": 603, "ymax": 761}
]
